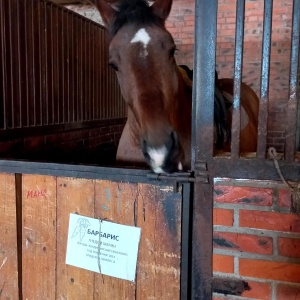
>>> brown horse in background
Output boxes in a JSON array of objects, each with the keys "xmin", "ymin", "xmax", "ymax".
[{"xmin": 95, "ymin": 0, "xmax": 259, "ymax": 174}]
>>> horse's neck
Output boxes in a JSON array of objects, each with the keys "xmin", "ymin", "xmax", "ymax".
[{"xmin": 176, "ymin": 67, "xmax": 192, "ymax": 132}]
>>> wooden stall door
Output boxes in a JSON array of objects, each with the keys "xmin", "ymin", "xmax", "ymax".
[{"xmin": 14, "ymin": 174, "xmax": 183, "ymax": 300}]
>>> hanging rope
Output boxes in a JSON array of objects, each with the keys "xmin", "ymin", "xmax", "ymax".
[
  {"xmin": 98, "ymin": 218, "xmax": 105, "ymax": 284},
  {"xmin": 268, "ymin": 147, "xmax": 300, "ymax": 214}
]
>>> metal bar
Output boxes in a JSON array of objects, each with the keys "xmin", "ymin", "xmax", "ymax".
[
  {"xmin": 53, "ymin": 5, "xmax": 59, "ymax": 124},
  {"xmin": 16, "ymin": 0, "xmax": 22, "ymax": 128},
  {"xmin": 92, "ymin": 24, "xmax": 95, "ymax": 120},
  {"xmin": 82, "ymin": 20, "xmax": 87, "ymax": 121},
  {"xmin": 8, "ymin": 0, "xmax": 14, "ymax": 128},
  {"xmin": 79, "ymin": 16, "xmax": 83, "ymax": 121},
  {"xmin": 0, "ymin": 0, "xmax": 7, "ymax": 129},
  {"xmin": 47, "ymin": 3, "xmax": 54, "ymax": 125},
  {"xmin": 18, "ymin": 0, "xmax": 27, "ymax": 128},
  {"xmin": 230, "ymin": 0, "xmax": 245, "ymax": 158},
  {"xmin": 70, "ymin": 12, "xmax": 75, "ymax": 122},
  {"xmin": 61, "ymin": 8, "xmax": 65, "ymax": 124},
  {"xmin": 285, "ymin": 0, "xmax": 300, "ymax": 162},
  {"xmin": 25, "ymin": 0, "xmax": 30, "ymax": 127},
  {"xmin": 192, "ymin": 0, "xmax": 217, "ymax": 298},
  {"xmin": 192, "ymin": 1, "xmax": 216, "ymax": 165},
  {"xmin": 180, "ymin": 183, "xmax": 192, "ymax": 300},
  {"xmin": 66, "ymin": 11, "xmax": 70, "ymax": 123},
  {"xmin": 15, "ymin": 173, "xmax": 23, "ymax": 300},
  {"xmin": 257, "ymin": 0, "xmax": 273, "ymax": 159},
  {"xmin": 57, "ymin": 7, "xmax": 63, "ymax": 124},
  {"xmin": 41, "ymin": 1, "xmax": 48, "ymax": 126},
  {"xmin": 34, "ymin": 2, "xmax": 43, "ymax": 126},
  {"xmin": 147, "ymin": 172, "xmax": 207, "ymax": 183},
  {"xmin": 211, "ymin": 156, "xmax": 300, "ymax": 182},
  {"xmin": 30, "ymin": 0, "xmax": 36, "ymax": 126},
  {"xmin": 0, "ymin": 159, "xmax": 177, "ymax": 185},
  {"xmin": 74, "ymin": 15, "xmax": 79, "ymax": 122}
]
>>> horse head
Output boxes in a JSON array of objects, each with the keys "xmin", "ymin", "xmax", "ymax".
[{"xmin": 95, "ymin": 0, "xmax": 191, "ymax": 173}]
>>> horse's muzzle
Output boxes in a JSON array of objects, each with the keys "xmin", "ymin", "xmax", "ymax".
[{"xmin": 142, "ymin": 131, "xmax": 183, "ymax": 174}]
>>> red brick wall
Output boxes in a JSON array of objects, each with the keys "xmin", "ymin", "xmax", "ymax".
[
  {"xmin": 213, "ymin": 179, "xmax": 300, "ymax": 299},
  {"xmin": 167, "ymin": 0, "xmax": 295, "ymax": 152}
]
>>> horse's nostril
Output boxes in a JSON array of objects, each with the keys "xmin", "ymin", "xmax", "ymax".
[
  {"xmin": 141, "ymin": 131, "xmax": 182, "ymax": 174},
  {"xmin": 142, "ymin": 139, "xmax": 151, "ymax": 160}
]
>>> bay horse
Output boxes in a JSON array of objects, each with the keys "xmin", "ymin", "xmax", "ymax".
[{"xmin": 95, "ymin": 0, "xmax": 259, "ymax": 174}]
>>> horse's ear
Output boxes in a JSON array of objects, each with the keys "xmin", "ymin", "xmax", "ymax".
[
  {"xmin": 151, "ymin": 0, "xmax": 173, "ymax": 21},
  {"xmin": 94, "ymin": 0, "xmax": 116, "ymax": 28}
]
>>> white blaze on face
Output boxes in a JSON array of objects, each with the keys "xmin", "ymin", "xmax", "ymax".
[
  {"xmin": 130, "ymin": 28, "xmax": 151, "ymax": 57},
  {"xmin": 148, "ymin": 147, "xmax": 167, "ymax": 174}
]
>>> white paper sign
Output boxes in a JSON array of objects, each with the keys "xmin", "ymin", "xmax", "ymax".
[{"xmin": 66, "ymin": 213, "xmax": 141, "ymax": 282}]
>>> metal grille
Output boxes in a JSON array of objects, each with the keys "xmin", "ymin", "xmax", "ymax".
[
  {"xmin": 0, "ymin": 0, "xmax": 126, "ymax": 132},
  {"xmin": 193, "ymin": 0, "xmax": 300, "ymax": 166},
  {"xmin": 228, "ymin": 0, "xmax": 300, "ymax": 161}
]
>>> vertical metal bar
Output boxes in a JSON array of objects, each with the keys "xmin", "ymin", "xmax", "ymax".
[
  {"xmin": 285, "ymin": 0, "xmax": 300, "ymax": 162},
  {"xmin": 15, "ymin": 173, "xmax": 23, "ymax": 300},
  {"xmin": 82, "ymin": 20, "xmax": 86, "ymax": 121},
  {"xmin": 105, "ymin": 33, "xmax": 109, "ymax": 119},
  {"xmin": 31, "ymin": 0, "xmax": 36, "ymax": 126},
  {"xmin": 66, "ymin": 12, "xmax": 70, "ymax": 124},
  {"xmin": 70, "ymin": 12, "xmax": 75, "ymax": 122},
  {"xmin": 58, "ymin": 7, "xmax": 63, "ymax": 124},
  {"xmin": 41, "ymin": 1, "xmax": 48, "ymax": 126},
  {"xmin": 0, "ymin": 0, "xmax": 7, "ymax": 129},
  {"xmin": 180, "ymin": 183, "xmax": 192, "ymax": 300},
  {"xmin": 16, "ymin": 0, "xmax": 22, "ymax": 128},
  {"xmin": 8, "ymin": 0, "xmax": 14, "ymax": 128},
  {"xmin": 192, "ymin": 1, "xmax": 216, "ymax": 164},
  {"xmin": 257, "ymin": 0, "xmax": 273, "ymax": 159},
  {"xmin": 84, "ymin": 21, "xmax": 88, "ymax": 121},
  {"xmin": 61, "ymin": 8, "xmax": 65, "ymax": 124},
  {"xmin": 75, "ymin": 16, "xmax": 79, "ymax": 122},
  {"xmin": 191, "ymin": 0, "xmax": 217, "ymax": 298},
  {"xmin": 98, "ymin": 30, "xmax": 105, "ymax": 119},
  {"xmin": 37, "ymin": 1, "xmax": 42, "ymax": 126},
  {"xmin": 88, "ymin": 22, "xmax": 91, "ymax": 121},
  {"xmin": 87, "ymin": 21, "xmax": 90, "ymax": 121},
  {"xmin": 79, "ymin": 17, "xmax": 83, "ymax": 121},
  {"xmin": 92, "ymin": 24, "xmax": 95, "ymax": 121},
  {"xmin": 24, "ymin": 0, "xmax": 30, "ymax": 127},
  {"xmin": 230, "ymin": 0, "xmax": 245, "ymax": 158},
  {"xmin": 18, "ymin": 0, "xmax": 27, "ymax": 128},
  {"xmin": 48, "ymin": 3, "xmax": 54, "ymax": 125}
]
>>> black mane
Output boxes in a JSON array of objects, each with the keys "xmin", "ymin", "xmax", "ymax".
[{"xmin": 110, "ymin": 0, "xmax": 164, "ymax": 37}]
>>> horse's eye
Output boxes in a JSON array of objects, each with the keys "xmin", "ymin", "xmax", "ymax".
[
  {"xmin": 109, "ymin": 63, "xmax": 118, "ymax": 71},
  {"xmin": 169, "ymin": 47, "xmax": 177, "ymax": 58}
]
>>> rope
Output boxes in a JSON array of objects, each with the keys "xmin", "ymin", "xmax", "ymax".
[
  {"xmin": 268, "ymin": 147, "xmax": 300, "ymax": 213},
  {"xmin": 98, "ymin": 218, "xmax": 105, "ymax": 284}
]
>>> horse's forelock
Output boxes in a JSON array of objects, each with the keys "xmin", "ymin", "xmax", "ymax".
[{"xmin": 109, "ymin": 0, "xmax": 164, "ymax": 37}]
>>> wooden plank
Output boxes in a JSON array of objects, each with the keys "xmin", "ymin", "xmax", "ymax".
[
  {"xmin": 135, "ymin": 184, "xmax": 182, "ymax": 300},
  {"xmin": 56, "ymin": 177, "xmax": 95, "ymax": 299},
  {"xmin": 0, "ymin": 173, "xmax": 18, "ymax": 299},
  {"xmin": 94, "ymin": 180, "xmax": 136, "ymax": 300},
  {"xmin": 22, "ymin": 174, "xmax": 57, "ymax": 299}
]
